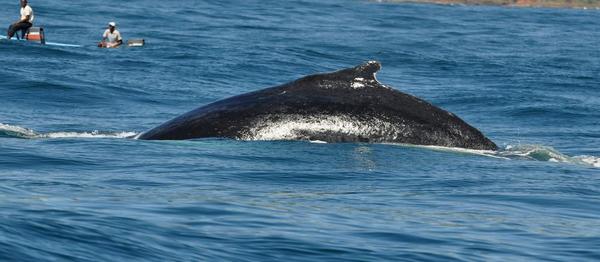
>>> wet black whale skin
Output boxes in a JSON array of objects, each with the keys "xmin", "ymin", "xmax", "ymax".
[{"xmin": 138, "ymin": 61, "xmax": 497, "ymax": 150}]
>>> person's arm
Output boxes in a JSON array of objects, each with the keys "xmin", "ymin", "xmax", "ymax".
[
  {"xmin": 101, "ymin": 30, "xmax": 109, "ymax": 42},
  {"xmin": 18, "ymin": 15, "xmax": 31, "ymax": 23},
  {"xmin": 98, "ymin": 30, "xmax": 108, "ymax": 47},
  {"xmin": 114, "ymin": 32, "xmax": 123, "ymax": 46},
  {"xmin": 14, "ymin": 14, "xmax": 30, "ymax": 24}
]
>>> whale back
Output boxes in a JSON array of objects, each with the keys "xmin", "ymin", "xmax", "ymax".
[{"xmin": 138, "ymin": 62, "xmax": 497, "ymax": 150}]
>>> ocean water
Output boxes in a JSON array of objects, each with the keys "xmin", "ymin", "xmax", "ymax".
[{"xmin": 1, "ymin": 0, "xmax": 599, "ymax": 261}]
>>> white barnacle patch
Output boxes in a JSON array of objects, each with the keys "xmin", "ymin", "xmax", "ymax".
[
  {"xmin": 351, "ymin": 77, "xmax": 366, "ymax": 89},
  {"xmin": 239, "ymin": 114, "xmax": 403, "ymax": 142},
  {"xmin": 351, "ymin": 82, "xmax": 365, "ymax": 89},
  {"xmin": 318, "ymin": 82, "xmax": 336, "ymax": 89}
]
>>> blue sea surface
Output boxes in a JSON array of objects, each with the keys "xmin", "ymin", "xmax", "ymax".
[{"xmin": 1, "ymin": 0, "xmax": 599, "ymax": 261}]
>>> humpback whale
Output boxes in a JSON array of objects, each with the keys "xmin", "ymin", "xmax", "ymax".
[{"xmin": 138, "ymin": 61, "xmax": 497, "ymax": 150}]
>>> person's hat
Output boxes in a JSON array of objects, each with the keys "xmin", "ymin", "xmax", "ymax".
[{"xmin": 108, "ymin": 22, "xmax": 116, "ymax": 27}]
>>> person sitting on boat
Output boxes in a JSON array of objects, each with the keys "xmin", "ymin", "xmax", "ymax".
[
  {"xmin": 98, "ymin": 22, "xmax": 123, "ymax": 48},
  {"xmin": 7, "ymin": 0, "xmax": 34, "ymax": 40}
]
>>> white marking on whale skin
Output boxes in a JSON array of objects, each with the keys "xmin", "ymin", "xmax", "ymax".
[
  {"xmin": 351, "ymin": 81, "xmax": 365, "ymax": 89},
  {"xmin": 239, "ymin": 114, "xmax": 402, "ymax": 141},
  {"xmin": 351, "ymin": 77, "xmax": 379, "ymax": 89},
  {"xmin": 318, "ymin": 82, "xmax": 336, "ymax": 89}
]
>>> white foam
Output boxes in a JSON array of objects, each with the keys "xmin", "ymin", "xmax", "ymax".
[
  {"xmin": 0, "ymin": 123, "xmax": 137, "ymax": 139},
  {"xmin": 501, "ymin": 144, "xmax": 600, "ymax": 168},
  {"xmin": 42, "ymin": 131, "xmax": 137, "ymax": 139},
  {"xmin": 0, "ymin": 123, "xmax": 38, "ymax": 138},
  {"xmin": 573, "ymin": 156, "xmax": 600, "ymax": 168},
  {"xmin": 387, "ymin": 143, "xmax": 508, "ymax": 159},
  {"xmin": 386, "ymin": 143, "xmax": 600, "ymax": 168}
]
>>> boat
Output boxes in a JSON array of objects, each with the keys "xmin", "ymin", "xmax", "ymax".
[{"xmin": 0, "ymin": 27, "xmax": 82, "ymax": 48}]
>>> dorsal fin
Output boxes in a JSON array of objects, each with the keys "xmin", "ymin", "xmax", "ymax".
[
  {"xmin": 289, "ymin": 61, "xmax": 383, "ymax": 90},
  {"xmin": 350, "ymin": 61, "xmax": 381, "ymax": 80}
]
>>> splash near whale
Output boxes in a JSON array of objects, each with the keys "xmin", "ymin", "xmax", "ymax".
[{"xmin": 138, "ymin": 61, "xmax": 497, "ymax": 150}]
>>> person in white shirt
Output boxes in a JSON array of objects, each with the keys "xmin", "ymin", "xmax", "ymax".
[
  {"xmin": 98, "ymin": 22, "xmax": 123, "ymax": 48},
  {"xmin": 7, "ymin": 0, "xmax": 34, "ymax": 39}
]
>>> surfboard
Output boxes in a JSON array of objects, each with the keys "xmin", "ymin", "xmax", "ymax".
[
  {"xmin": 98, "ymin": 39, "xmax": 145, "ymax": 48},
  {"xmin": 0, "ymin": 34, "xmax": 82, "ymax": 48},
  {"xmin": 45, "ymin": 41, "xmax": 82, "ymax": 48}
]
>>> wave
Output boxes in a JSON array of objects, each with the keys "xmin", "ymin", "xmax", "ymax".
[
  {"xmin": 499, "ymin": 144, "xmax": 600, "ymax": 168},
  {"xmin": 389, "ymin": 143, "xmax": 600, "ymax": 169},
  {"xmin": 2, "ymin": 123, "xmax": 597, "ymax": 168},
  {"xmin": 0, "ymin": 123, "xmax": 137, "ymax": 139}
]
